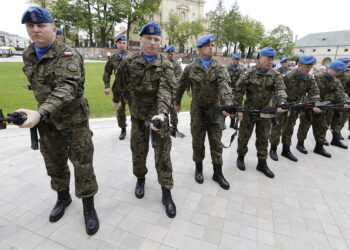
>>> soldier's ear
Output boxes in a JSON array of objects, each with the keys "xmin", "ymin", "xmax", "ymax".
[{"xmin": 53, "ymin": 26, "xmax": 57, "ymax": 35}]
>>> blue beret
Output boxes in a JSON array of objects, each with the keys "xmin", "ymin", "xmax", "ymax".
[
  {"xmin": 259, "ymin": 47, "xmax": 277, "ymax": 57},
  {"xmin": 196, "ymin": 34, "xmax": 215, "ymax": 48},
  {"xmin": 231, "ymin": 53, "xmax": 241, "ymax": 60},
  {"xmin": 56, "ymin": 28, "xmax": 63, "ymax": 35},
  {"xmin": 139, "ymin": 21, "xmax": 162, "ymax": 36},
  {"xmin": 330, "ymin": 60, "xmax": 347, "ymax": 71},
  {"xmin": 280, "ymin": 57, "xmax": 288, "ymax": 63},
  {"xmin": 299, "ymin": 55, "xmax": 316, "ymax": 65},
  {"xmin": 21, "ymin": 7, "xmax": 54, "ymax": 24},
  {"xmin": 337, "ymin": 57, "xmax": 350, "ymax": 63},
  {"xmin": 115, "ymin": 35, "xmax": 127, "ymax": 42},
  {"xmin": 163, "ymin": 45, "xmax": 176, "ymax": 52}
]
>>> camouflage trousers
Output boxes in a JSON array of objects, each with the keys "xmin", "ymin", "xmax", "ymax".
[
  {"xmin": 270, "ymin": 110, "xmax": 299, "ymax": 146},
  {"xmin": 191, "ymin": 122, "xmax": 223, "ymax": 166},
  {"xmin": 330, "ymin": 112, "xmax": 349, "ymax": 134},
  {"xmin": 130, "ymin": 117, "xmax": 173, "ymax": 189},
  {"xmin": 237, "ymin": 114, "xmax": 271, "ymax": 159},
  {"xmin": 297, "ymin": 112, "xmax": 327, "ymax": 143},
  {"xmin": 38, "ymin": 121, "xmax": 98, "ymax": 198},
  {"xmin": 170, "ymin": 102, "xmax": 178, "ymax": 126},
  {"xmin": 116, "ymin": 95, "xmax": 128, "ymax": 128}
]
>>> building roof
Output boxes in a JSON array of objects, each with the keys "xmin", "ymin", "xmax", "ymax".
[{"xmin": 296, "ymin": 30, "xmax": 350, "ymax": 47}]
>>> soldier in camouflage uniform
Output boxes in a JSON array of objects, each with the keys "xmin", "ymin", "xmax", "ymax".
[
  {"xmin": 112, "ymin": 22, "xmax": 177, "ymax": 218},
  {"xmin": 234, "ymin": 47, "xmax": 287, "ymax": 179},
  {"xmin": 103, "ymin": 35, "xmax": 129, "ymax": 140},
  {"xmin": 19, "ymin": 7, "xmax": 99, "ymax": 235},
  {"xmin": 296, "ymin": 61, "xmax": 350, "ymax": 157},
  {"xmin": 175, "ymin": 34, "xmax": 232, "ymax": 190},
  {"xmin": 334, "ymin": 58, "xmax": 350, "ymax": 140},
  {"xmin": 269, "ymin": 55, "xmax": 321, "ymax": 162},
  {"xmin": 163, "ymin": 45, "xmax": 183, "ymax": 131},
  {"xmin": 277, "ymin": 57, "xmax": 290, "ymax": 74},
  {"xmin": 227, "ymin": 53, "xmax": 244, "ymax": 128}
]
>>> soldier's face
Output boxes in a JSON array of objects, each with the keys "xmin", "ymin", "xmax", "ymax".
[
  {"xmin": 298, "ymin": 64, "xmax": 312, "ymax": 75},
  {"xmin": 259, "ymin": 56, "xmax": 274, "ymax": 69},
  {"xmin": 198, "ymin": 42, "xmax": 214, "ymax": 58},
  {"xmin": 166, "ymin": 52, "xmax": 174, "ymax": 60},
  {"xmin": 281, "ymin": 62, "xmax": 288, "ymax": 67},
  {"xmin": 329, "ymin": 68, "xmax": 342, "ymax": 77},
  {"xmin": 140, "ymin": 35, "xmax": 161, "ymax": 55},
  {"xmin": 232, "ymin": 59, "xmax": 240, "ymax": 65},
  {"xmin": 25, "ymin": 22, "xmax": 56, "ymax": 47},
  {"xmin": 116, "ymin": 40, "xmax": 127, "ymax": 51},
  {"xmin": 56, "ymin": 34, "xmax": 64, "ymax": 42}
]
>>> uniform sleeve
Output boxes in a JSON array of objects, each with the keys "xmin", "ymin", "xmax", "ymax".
[
  {"xmin": 175, "ymin": 66, "xmax": 190, "ymax": 106},
  {"xmin": 335, "ymin": 80, "xmax": 350, "ymax": 103},
  {"xmin": 39, "ymin": 52, "xmax": 83, "ymax": 114},
  {"xmin": 233, "ymin": 72, "xmax": 248, "ymax": 107},
  {"xmin": 103, "ymin": 57, "xmax": 113, "ymax": 88},
  {"xmin": 273, "ymin": 73, "xmax": 287, "ymax": 104},
  {"xmin": 174, "ymin": 62, "xmax": 183, "ymax": 81},
  {"xmin": 308, "ymin": 77, "xmax": 321, "ymax": 102},
  {"xmin": 112, "ymin": 59, "xmax": 127, "ymax": 103},
  {"xmin": 218, "ymin": 66, "xmax": 233, "ymax": 106},
  {"xmin": 157, "ymin": 62, "xmax": 176, "ymax": 115}
]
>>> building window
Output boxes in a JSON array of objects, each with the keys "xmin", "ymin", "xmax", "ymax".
[
  {"xmin": 327, "ymin": 49, "xmax": 331, "ymax": 52},
  {"xmin": 313, "ymin": 49, "xmax": 316, "ymax": 52},
  {"xmin": 345, "ymin": 49, "xmax": 349, "ymax": 52}
]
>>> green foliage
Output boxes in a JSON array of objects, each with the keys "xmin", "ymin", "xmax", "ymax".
[
  {"xmin": 0, "ymin": 63, "xmax": 192, "ymax": 118},
  {"xmin": 164, "ymin": 13, "xmax": 205, "ymax": 52},
  {"xmin": 260, "ymin": 25, "xmax": 295, "ymax": 58}
]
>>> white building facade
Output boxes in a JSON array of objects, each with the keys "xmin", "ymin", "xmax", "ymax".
[{"xmin": 0, "ymin": 31, "xmax": 31, "ymax": 50}]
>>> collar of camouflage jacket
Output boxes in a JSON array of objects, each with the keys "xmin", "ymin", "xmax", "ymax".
[{"xmin": 27, "ymin": 39, "xmax": 60, "ymax": 61}]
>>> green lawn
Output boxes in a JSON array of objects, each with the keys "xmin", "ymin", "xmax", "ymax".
[{"xmin": 0, "ymin": 62, "xmax": 191, "ymax": 118}]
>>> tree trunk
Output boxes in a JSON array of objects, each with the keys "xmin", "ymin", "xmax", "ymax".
[{"xmin": 100, "ymin": 27, "xmax": 107, "ymax": 47}]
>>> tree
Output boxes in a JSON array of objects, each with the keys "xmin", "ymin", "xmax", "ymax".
[
  {"xmin": 260, "ymin": 25, "xmax": 295, "ymax": 58},
  {"xmin": 220, "ymin": 2, "xmax": 240, "ymax": 56},
  {"xmin": 207, "ymin": 0, "xmax": 226, "ymax": 53},
  {"xmin": 164, "ymin": 13, "xmax": 205, "ymax": 53}
]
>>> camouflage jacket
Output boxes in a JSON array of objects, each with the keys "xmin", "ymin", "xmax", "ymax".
[
  {"xmin": 169, "ymin": 58, "xmax": 183, "ymax": 83},
  {"xmin": 315, "ymin": 72, "xmax": 350, "ymax": 104},
  {"xmin": 233, "ymin": 65, "xmax": 287, "ymax": 109},
  {"xmin": 112, "ymin": 52, "xmax": 175, "ymax": 120},
  {"xmin": 22, "ymin": 40, "xmax": 89, "ymax": 130},
  {"xmin": 226, "ymin": 63, "xmax": 244, "ymax": 89},
  {"xmin": 337, "ymin": 72, "xmax": 350, "ymax": 95},
  {"xmin": 283, "ymin": 69, "xmax": 320, "ymax": 103},
  {"xmin": 175, "ymin": 58, "xmax": 233, "ymax": 109},
  {"xmin": 103, "ymin": 51, "xmax": 128, "ymax": 89}
]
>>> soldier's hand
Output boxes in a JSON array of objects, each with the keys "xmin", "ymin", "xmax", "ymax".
[
  {"xmin": 222, "ymin": 111, "xmax": 231, "ymax": 117},
  {"xmin": 276, "ymin": 107, "xmax": 288, "ymax": 113},
  {"xmin": 112, "ymin": 102, "xmax": 121, "ymax": 110},
  {"xmin": 237, "ymin": 112, "xmax": 243, "ymax": 121},
  {"xmin": 175, "ymin": 106, "xmax": 181, "ymax": 113},
  {"xmin": 344, "ymin": 104, "xmax": 350, "ymax": 108},
  {"xmin": 150, "ymin": 114, "xmax": 165, "ymax": 131},
  {"xmin": 104, "ymin": 88, "xmax": 111, "ymax": 96},
  {"xmin": 186, "ymin": 90, "xmax": 192, "ymax": 97},
  {"xmin": 313, "ymin": 107, "xmax": 322, "ymax": 113},
  {"xmin": 15, "ymin": 109, "xmax": 40, "ymax": 128}
]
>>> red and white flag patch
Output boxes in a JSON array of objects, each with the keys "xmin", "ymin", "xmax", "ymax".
[{"xmin": 64, "ymin": 51, "xmax": 73, "ymax": 56}]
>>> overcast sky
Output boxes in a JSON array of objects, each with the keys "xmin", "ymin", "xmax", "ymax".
[{"xmin": 1, "ymin": 0, "xmax": 350, "ymax": 40}]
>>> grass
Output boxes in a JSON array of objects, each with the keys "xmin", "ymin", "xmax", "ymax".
[{"xmin": 0, "ymin": 62, "xmax": 191, "ymax": 118}]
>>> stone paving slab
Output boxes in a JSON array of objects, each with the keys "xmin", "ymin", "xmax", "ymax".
[{"xmin": 1, "ymin": 112, "xmax": 350, "ymax": 250}]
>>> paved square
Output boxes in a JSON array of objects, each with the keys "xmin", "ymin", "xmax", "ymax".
[{"xmin": 1, "ymin": 112, "xmax": 350, "ymax": 250}]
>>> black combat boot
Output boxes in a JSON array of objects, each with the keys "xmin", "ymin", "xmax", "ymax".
[
  {"xmin": 82, "ymin": 196, "xmax": 99, "ymax": 235},
  {"xmin": 269, "ymin": 145, "xmax": 278, "ymax": 161},
  {"xmin": 119, "ymin": 127, "xmax": 126, "ymax": 140},
  {"xmin": 195, "ymin": 162, "xmax": 204, "ymax": 184},
  {"xmin": 237, "ymin": 156, "xmax": 246, "ymax": 171},
  {"xmin": 256, "ymin": 159, "xmax": 275, "ymax": 178},
  {"xmin": 324, "ymin": 139, "xmax": 329, "ymax": 146},
  {"xmin": 348, "ymin": 134, "xmax": 350, "ymax": 140},
  {"xmin": 161, "ymin": 187, "xmax": 176, "ymax": 218},
  {"xmin": 172, "ymin": 125, "xmax": 178, "ymax": 132},
  {"xmin": 281, "ymin": 144, "xmax": 298, "ymax": 162},
  {"xmin": 49, "ymin": 189, "xmax": 72, "ymax": 222},
  {"xmin": 339, "ymin": 132, "xmax": 344, "ymax": 140},
  {"xmin": 135, "ymin": 177, "xmax": 145, "ymax": 199},
  {"xmin": 296, "ymin": 140, "xmax": 308, "ymax": 154},
  {"xmin": 313, "ymin": 142, "xmax": 331, "ymax": 158},
  {"xmin": 212, "ymin": 164, "xmax": 230, "ymax": 190},
  {"xmin": 330, "ymin": 132, "xmax": 348, "ymax": 149}
]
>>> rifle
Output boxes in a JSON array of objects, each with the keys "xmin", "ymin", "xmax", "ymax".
[
  {"xmin": 312, "ymin": 101, "xmax": 350, "ymax": 118},
  {"xmin": 0, "ymin": 109, "xmax": 39, "ymax": 150},
  {"xmin": 144, "ymin": 119, "xmax": 185, "ymax": 138}
]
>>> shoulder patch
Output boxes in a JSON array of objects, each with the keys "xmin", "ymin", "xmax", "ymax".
[
  {"xmin": 67, "ymin": 62, "xmax": 78, "ymax": 72},
  {"xmin": 64, "ymin": 51, "xmax": 73, "ymax": 57}
]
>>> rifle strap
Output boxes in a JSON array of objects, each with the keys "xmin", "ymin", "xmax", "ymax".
[{"xmin": 221, "ymin": 117, "xmax": 239, "ymax": 149}]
